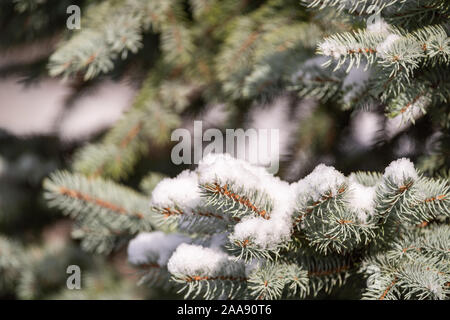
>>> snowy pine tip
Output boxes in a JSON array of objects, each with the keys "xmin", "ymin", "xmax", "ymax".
[
  {"xmin": 293, "ymin": 164, "xmax": 346, "ymax": 202},
  {"xmin": 127, "ymin": 232, "xmax": 189, "ymax": 266},
  {"xmin": 151, "ymin": 169, "xmax": 201, "ymax": 212},
  {"xmin": 383, "ymin": 158, "xmax": 418, "ymax": 186},
  {"xmin": 318, "ymin": 40, "xmax": 347, "ymax": 59},
  {"xmin": 348, "ymin": 182, "xmax": 376, "ymax": 223},
  {"xmin": 230, "ymin": 177, "xmax": 295, "ymax": 248},
  {"xmin": 197, "ymin": 153, "xmax": 273, "ymax": 188},
  {"xmin": 167, "ymin": 243, "xmax": 245, "ymax": 278},
  {"xmin": 366, "ymin": 19, "xmax": 391, "ymax": 34},
  {"xmin": 199, "ymin": 153, "xmax": 296, "ymax": 248},
  {"xmin": 376, "ymin": 34, "xmax": 400, "ymax": 58}
]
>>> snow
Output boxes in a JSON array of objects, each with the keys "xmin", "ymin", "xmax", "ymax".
[
  {"xmin": 319, "ymin": 40, "xmax": 347, "ymax": 59},
  {"xmin": 198, "ymin": 153, "xmax": 296, "ymax": 248},
  {"xmin": 367, "ymin": 19, "xmax": 390, "ymax": 34},
  {"xmin": 376, "ymin": 34, "xmax": 400, "ymax": 58},
  {"xmin": 167, "ymin": 243, "xmax": 245, "ymax": 277},
  {"xmin": 292, "ymin": 164, "xmax": 347, "ymax": 202},
  {"xmin": 148, "ymin": 153, "xmax": 420, "ymax": 250},
  {"xmin": 151, "ymin": 169, "xmax": 202, "ymax": 213},
  {"xmin": 198, "ymin": 153, "xmax": 273, "ymax": 191},
  {"xmin": 427, "ymin": 281, "xmax": 444, "ymax": 299},
  {"xmin": 348, "ymin": 181, "xmax": 376, "ymax": 223},
  {"xmin": 383, "ymin": 158, "xmax": 418, "ymax": 185},
  {"xmin": 127, "ymin": 231, "xmax": 189, "ymax": 266},
  {"xmin": 230, "ymin": 188, "xmax": 293, "ymax": 248}
]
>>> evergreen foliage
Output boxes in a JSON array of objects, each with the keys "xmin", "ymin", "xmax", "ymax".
[{"xmin": 0, "ymin": 0, "xmax": 448, "ymax": 300}]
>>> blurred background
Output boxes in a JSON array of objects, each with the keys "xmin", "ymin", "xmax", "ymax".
[{"xmin": 0, "ymin": 0, "xmax": 445, "ymax": 299}]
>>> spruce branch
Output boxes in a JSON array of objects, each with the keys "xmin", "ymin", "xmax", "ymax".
[
  {"xmin": 43, "ymin": 171, "xmax": 155, "ymax": 254},
  {"xmin": 48, "ymin": 0, "xmax": 191, "ymax": 80},
  {"xmin": 123, "ymin": 154, "xmax": 449, "ymax": 299},
  {"xmin": 72, "ymin": 71, "xmax": 182, "ymax": 180}
]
